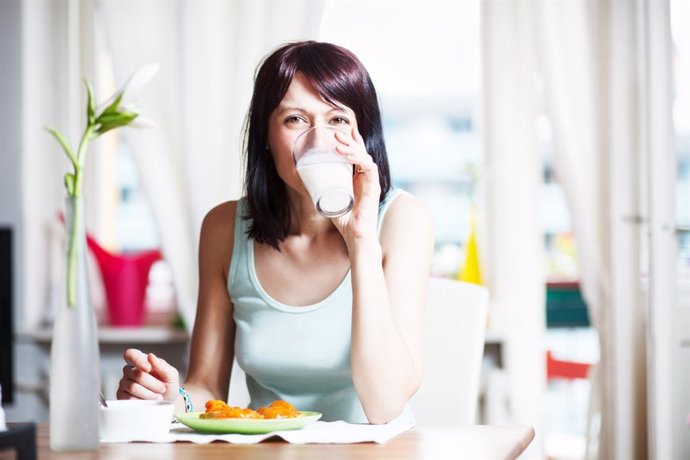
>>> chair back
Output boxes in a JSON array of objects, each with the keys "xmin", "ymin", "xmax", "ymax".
[{"xmin": 410, "ymin": 277, "xmax": 489, "ymax": 425}]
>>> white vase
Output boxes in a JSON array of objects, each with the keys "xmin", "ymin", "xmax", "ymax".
[{"xmin": 49, "ymin": 197, "xmax": 100, "ymax": 451}]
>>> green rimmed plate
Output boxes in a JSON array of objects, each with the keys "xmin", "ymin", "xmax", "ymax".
[{"xmin": 175, "ymin": 411, "xmax": 322, "ymax": 435}]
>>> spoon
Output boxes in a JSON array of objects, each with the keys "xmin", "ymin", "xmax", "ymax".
[{"xmin": 99, "ymin": 391, "xmax": 109, "ymax": 408}]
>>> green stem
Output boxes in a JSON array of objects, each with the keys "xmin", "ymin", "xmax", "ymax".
[
  {"xmin": 66, "ymin": 194, "xmax": 82, "ymax": 308},
  {"xmin": 66, "ymin": 125, "xmax": 93, "ymax": 307},
  {"xmin": 75, "ymin": 125, "xmax": 94, "ymax": 192}
]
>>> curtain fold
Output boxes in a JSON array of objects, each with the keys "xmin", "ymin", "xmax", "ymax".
[
  {"xmin": 481, "ymin": 1, "xmax": 545, "ymax": 458},
  {"xmin": 533, "ymin": 3, "xmax": 614, "ymax": 458},
  {"xmin": 533, "ymin": 1, "xmax": 674, "ymax": 458},
  {"xmin": 98, "ymin": 0, "xmax": 326, "ymax": 332},
  {"xmin": 638, "ymin": 1, "xmax": 676, "ymax": 458},
  {"xmin": 20, "ymin": 0, "xmax": 101, "ymax": 330},
  {"xmin": 483, "ymin": 0, "xmax": 673, "ymax": 458}
]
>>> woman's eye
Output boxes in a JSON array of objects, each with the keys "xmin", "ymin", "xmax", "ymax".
[
  {"xmin": 286, "ymin": 115, "xmax": 307, "ymax": 125},
  {"xmin": 330, "ymin": 116, "xmax": 350, "ymax": 125}
]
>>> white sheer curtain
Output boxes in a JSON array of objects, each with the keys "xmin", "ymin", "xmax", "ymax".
[
  {"xmin": 483, "ymin": 0, "xmax": 674, "ymax": 458},
  {"xmin": 534, "ymin": 4, "xmax": 615, "ymax": 457},
  {"xmin": 20, "ymin": 0, "xmax": 100, "ymax": 330},
  {"xmin": 481, "ymin": 2, "xmax": 545, "ymax": 458},
  {"xmin": 97, "ymin": 0, "xmax": 326, "ymax": 331},
  {"xmin": 533, "ymin": 1, "xmax": 675, "ymax": 458}
]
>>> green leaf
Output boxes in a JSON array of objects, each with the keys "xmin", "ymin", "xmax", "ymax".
[
  {"xmin": 94, "ymin": 111, "xmax": 139, "ymax": 135},
  {"xmin": 99, "ymin": 91, "xmax": 124, "ymax": 118},
  {"xmin": 45, "ymin": 126, "xmax": 77, "ymax": 167},
  {"xmin": 84, "ymin": 79, "xmax": 96, "ymax": 125},
  {"xmin": 64, "ymin": 173, "xmax": 75, "ymax": 196}
]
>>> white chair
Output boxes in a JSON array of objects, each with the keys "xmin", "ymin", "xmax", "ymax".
[{"xmin": 410, "ymin": 277, "xmax": 489, "ymax": 426}]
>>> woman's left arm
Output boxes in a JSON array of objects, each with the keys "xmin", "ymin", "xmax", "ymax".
[
  {"xmin": 333, "ymin": 129, "xmax": 434, "ymax": 424},
  {"xmin": 348, "ymin": 195, "xmax": 433, "ymax": 424}
]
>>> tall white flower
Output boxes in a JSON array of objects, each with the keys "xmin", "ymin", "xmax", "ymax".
[
  {"xmin": 95, "ymin": 63, "xmax": 159, "ymax": 133},
  {"xmin": 45, "ymin": 64, "xmax": 158, "ymax": 307}
]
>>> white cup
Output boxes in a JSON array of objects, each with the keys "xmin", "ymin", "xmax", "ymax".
[
  {"xmin": 292, "ymin": 126, "xmax": 354, "ymax": 218},
  {"xmin": 100, "ymin": 400, "xmax": 174, "ymax": 442}
]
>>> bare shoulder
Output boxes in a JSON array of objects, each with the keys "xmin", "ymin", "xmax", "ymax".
[
  {"xmin": 199, "ymin": 201, "xmax": 239, "ymax": 275},
  {"xmin": 379, "ymin": 192, "xmax": 434, "ymax": 248},
  {"xmin": 201, "ymin": 201, "xmax": 238, "ymax": 235}
]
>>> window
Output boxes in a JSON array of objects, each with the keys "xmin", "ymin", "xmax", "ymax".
[
  {"xmin": 319, "ymin": 0, "xmax": 481, "ymax": 277},
  {"xmin": 114, "ymin": 142, "xmax": 159, "ymax": 251}
]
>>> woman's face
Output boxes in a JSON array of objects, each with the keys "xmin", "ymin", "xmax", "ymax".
[{"xmin": 267, "ymin": 72, "xmax": 358, "ymax": 196}]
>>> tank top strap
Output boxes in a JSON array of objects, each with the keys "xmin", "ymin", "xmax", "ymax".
[{"xmin": 228, "ymin": 199, "xmax": 249, "ymax": 290}]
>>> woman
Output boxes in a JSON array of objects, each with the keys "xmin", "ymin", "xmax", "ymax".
[{"xmin": 117, "ymin": 41, "xmax": 434, "ymax": 424}]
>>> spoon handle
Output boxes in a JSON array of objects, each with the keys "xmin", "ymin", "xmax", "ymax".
[{"xmin": 99, "ymin": 391, "xmax": 109, "ymax": 408}]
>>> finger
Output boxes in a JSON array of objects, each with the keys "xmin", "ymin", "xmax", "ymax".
[
  {"xmin": 334, "ymin": 130, "xmax": 353, "ymax": 147},
  {"xmin": 123, "ymin": 348, "xmax": 151, "ymax": 373},
  {"xmin": 147, "ymin": 353, "xmax": 179, "ymax": 384},
  {"xmin": 334, "ymin": 143, "xmax": 370, "ymax": 161},
  {"xmin": 334, "ymin": 144, "xmax": 354, "ymax": 158},
  {"xmin": 335, "ymin": 145, "xmax": 376, "ymax": 169},
  {"xmin": 116, "ymin": 388, "xmax": 137, "ymax": 400},
  {"xmin": 352, "ymin": 127, "xmax": 364, "ymax": 144},
  {"xmin": 124, "ymin": 365, "xmax": 167, "ymax": 394},
  {"xmin": 120, "ymin": 379, "xmax": 165, "ymax": 400}
]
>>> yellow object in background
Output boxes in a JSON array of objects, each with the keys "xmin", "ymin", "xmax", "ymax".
[{"xmin": 457, "ymin": 208, "xmax": 483, "ymax": 285}]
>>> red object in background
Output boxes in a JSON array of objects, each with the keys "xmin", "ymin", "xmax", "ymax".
[
  {"xmin": 546, "ymin": 351, "xmax": 593, "ymax": 380},
  {"xmin": 86, "ymin": 235, "xmax": 162, "ymax": 327},
  {"xmin": 57, "ymin": 212, "xmax": 162, "ymax": 326}
]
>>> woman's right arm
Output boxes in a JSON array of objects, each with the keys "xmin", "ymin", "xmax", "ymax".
[{"xmin": 117, "ymin": 201, "xmax": 238, "ymax": 414}]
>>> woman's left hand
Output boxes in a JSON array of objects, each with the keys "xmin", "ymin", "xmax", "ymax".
[{"xmin": 331, "ymin": 127, "xmax": 381, "ymax": 243}]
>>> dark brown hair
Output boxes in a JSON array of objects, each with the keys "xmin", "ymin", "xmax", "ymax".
[{"xmin": 243, "ymin": 41, "xmax": 391, "ymax": 248}]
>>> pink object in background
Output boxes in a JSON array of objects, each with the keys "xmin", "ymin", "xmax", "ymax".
[
  {"xmin": 86, "ymin": 235, "xmax": 162, "ymax": 327},
  {"xmin": 57, "ymin": 212, "xmax": 163, "ymax": 326}
]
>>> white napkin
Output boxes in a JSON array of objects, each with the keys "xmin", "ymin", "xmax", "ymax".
[
  {"xmin": 0, "ymin": 385, "xmax": 7, "ymax": 432},
  {"xmin": 102, "ymin": 412, "xmax": 415, "ymax": 445}
]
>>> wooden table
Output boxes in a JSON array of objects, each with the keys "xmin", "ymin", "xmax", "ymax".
[{"xmin": 33, "ymin": 424, "xmax": 535, "ymax": 460}]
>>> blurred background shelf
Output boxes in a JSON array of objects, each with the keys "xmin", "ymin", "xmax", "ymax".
[
  {"xmin": 20, "ymin": 326, "xmax": 188, "ymax": 345},
  {"xmin": 11, "ymin": 318, "xmax": 190, "ymax": 411}
]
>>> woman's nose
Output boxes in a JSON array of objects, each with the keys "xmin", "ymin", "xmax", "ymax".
[
  {"xmin": 304, "ymin": 126, "xmax": 333, "ymax": 150},
  {"xmin": 312, "ymin": 127, "xmax": 330, "ymax": 148}
]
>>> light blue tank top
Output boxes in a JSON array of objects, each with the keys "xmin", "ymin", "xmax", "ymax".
[{"xmin": 228, "ymin": 190, "xmax": 405, "ymax": 423}]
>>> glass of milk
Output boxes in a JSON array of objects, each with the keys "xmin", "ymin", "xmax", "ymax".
[{"xmin": 292, "ymin": 126, "xmax": 354, "ymax": 217}]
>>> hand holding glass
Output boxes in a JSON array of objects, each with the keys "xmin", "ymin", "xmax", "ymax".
[{"xmin": 292, "ymin": 126, "xmax": 354, "ymax": 218}]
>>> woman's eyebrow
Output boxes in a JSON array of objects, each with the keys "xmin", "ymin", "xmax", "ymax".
[
  {"xmin": 329, "ymin": 105, "xmax": 348, "ymax": 113},
  {"xmin": 276, "ymin": 105, "xmax": 307, "ymax": 114},
  {"xmin": 276, "ymin": 105, "xmax": 348, "ymax": 115}
]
